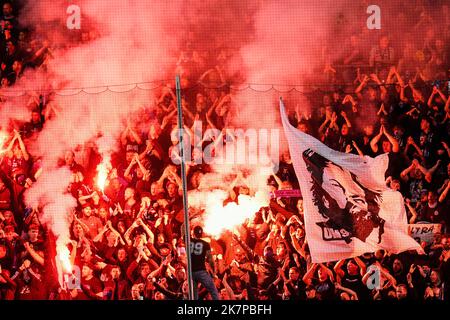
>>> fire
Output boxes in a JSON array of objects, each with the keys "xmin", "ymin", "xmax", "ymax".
[
  {"xmin": 203, "ymin": 190, "xmax": 269, "ymax": 238},
  {"xmin": 57, "ymin": 245, "xmax": 72, "ymax": 273},
  {"xmin": 96, "ymin": 156, "xmax": 111, "ymax": 192},
  {"xmin": 0, "ymin": 131, "xmax": 8, "ymax": 148}
]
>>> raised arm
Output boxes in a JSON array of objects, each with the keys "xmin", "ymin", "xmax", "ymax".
[
  {"xmin": 74, "ymin": 216, "xmax": 91, "ymax": 236},
  {"xmin": 340, "ymin": 111, "xmax": 352, "ymax": 128},
  {"xmin": 333, "ymin": 259, "xmax": 346, "ymax": 282},
  {"xmin": 405, "ymin": 137, "xmax": 424, "ymax": 160},
  {"xmin": 352, "ymin": 140, "xmax": 364, "ymax": 157},
  {"xmin": 318, "ymin": 117, "xmax": 331, "ymax": 135},
  {"xmin": 319, "ymin": 263, "xmax": 335, "ymax": 282},
  {"xmin": 400, "ymin": 161, "xmax": 416, "ymax": 182},
  {"xmin": 439, "ymin": 180, "xmax": 450, "ymax": 203},
  {"xmin": 405, "ymin": 199, "xmax": 418, "ymax": 223},
  {"xmin": 302, "ymin": 263, "xmax": 318, "ymax": 286},
  {"xmin": 120, "ymin": 126, "xmax": 130, "ymax": 146},
  {"xmin": 329, "ymin": 112, "xmax": 339, "ymax": 131},
  {"xmin": 428, "ymin": 86, "xmax": 438, "ymax": 107},
  {"xmin": 415, "ymin": 160, "xmax": 433, "ymax": 183},
  {"xmin": 106, "ymin": 221, "xmax": 126, "ymax": 246},
  {"xmin": 161, "ymin": 107, "xmax": 177, "ymax": 131},
  {"xmin": 128, "ymin": 127, "xmax": 142, "ymax": 145},
  {"xmin": 370, "ymin": 73, "xmax": 387, "ymax": 100},
  {"xmin": 353, "ymin": 256, "xmax": 367, "ymax": 276},
  {"xmin": 383, "ymin": 127, "xmax": 399, "ymax": 153},
  {"xmin": 14, "ymin": 130, "xmax": 29, "ymax": 161},
  {"xmin": 355, "ymin": 75, "xmax": 369, "ymax": 95},
  {"xmin": 93, "ymin": 224, "xmax": 109, "ymax": 243},
  {"xmin": 135, "ymin": 156, "xmax": 149, "ymax": 177},
  {"xmin": 1, "ymin": 134, "xmax": 16, "ymax": 155},
  {"xmin": 24, "ymin": 242, "xmax": 44, "ymax": 266},
  {"xmin": 124, "ymin": 221, "xmax": 138, "ymax": 247},
  {"xmin": 222, "ymin": 273, "xmax": 237, "ymax": 300},
  {"xmin": 370, "ymin": 126, "xmax": 384, "ymax": 153},
  {"xmin": 335, "ymin": 282, "xmax": 359, "ymax": 300},
  {"xmin": 123, "ymin": 155, "xmax": 137, "ymax": 182},
  {"xmin": 136, "ymin": 218, "xmax": 154, "ymax": 244},
  {"xmin": 445, "ymin": 96, "xmax": 450, "ymax": 113}
]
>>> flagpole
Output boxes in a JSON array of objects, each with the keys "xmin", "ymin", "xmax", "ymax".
[{"xmin": 175, "ymin": 75, "xmax": 195, "ymax": 300}]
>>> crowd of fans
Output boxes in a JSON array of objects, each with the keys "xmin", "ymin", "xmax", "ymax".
[{"xmin": 0, "ymin": 1, "xmax": 450, "ymax": 301}]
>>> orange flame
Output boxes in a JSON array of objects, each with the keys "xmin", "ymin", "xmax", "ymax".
[
  {"xmin": 0, "ymin": 131, "xmax": 8, "ymax": 148},
  {"xmin": 58, "ymin": 245, "xmax": 72, "ymax": 273},
  {"xmin": 203, "ymin": 190, "xmax": 269, "ymax": 238},
  {"xmin": 96, "ymin": 156, "xmax": 111, "ymax": 192}
]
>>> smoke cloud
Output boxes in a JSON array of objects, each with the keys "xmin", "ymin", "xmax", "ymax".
[{"xmin": 0, "ymin": 0, "xmax": 442, "ymax": 265}]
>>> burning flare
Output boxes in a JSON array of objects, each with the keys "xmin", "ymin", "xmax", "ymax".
[
  {"xmin": 203, "ymin": 190, "xmax": 269, "ymax": 238},
  {"xmin": 57, "ymin": 245, "xmax": 72, "ymax": 273},
  {"xmin": 0, "ymin": 131, "xmax": 8, "ymax": 148},
  {"xmin": 96, "ymin": 156, "xmax": 111, "ymax": 192}
]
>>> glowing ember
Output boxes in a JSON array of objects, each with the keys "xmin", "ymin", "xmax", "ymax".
[
  {"xmin": 203, "ymin": 190, "xmax": 269, "ymax": 238},
  {"xmin": 96, "ymin": 156, "xmax": 111, "ymax": 192}
]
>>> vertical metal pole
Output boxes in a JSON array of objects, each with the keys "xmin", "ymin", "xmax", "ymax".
[{"xmin": 175, "ymin": 75, "xmax": 195, "ymax": 300}]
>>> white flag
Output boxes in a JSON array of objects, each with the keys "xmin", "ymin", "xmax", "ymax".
[{"xmin": 280, "ymin": 99, "xmax": 423, "ymax": 263}]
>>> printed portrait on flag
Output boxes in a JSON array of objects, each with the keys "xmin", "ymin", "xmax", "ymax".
[
  {"xmin": 303, "ymin": 149, "xmax": 385, "ymax": 244},
  {"xmin": 280, "ymin": 99, "xmax": 423, "ymax": 263}
]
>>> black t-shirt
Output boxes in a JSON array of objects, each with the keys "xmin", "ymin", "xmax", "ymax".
[
  {"xmin": 190, "ymin": 238, "xmax": 210, "ymax": 272},
  {"xmin": 357, "ymin": 135, "xmax": 376, "ymax": 158},
  {"xmin": 341, "ymin": 272, "xmax": 369, "ymax": 300},
  {"xmin": 404, "ymin": 178, "xmax": 429, "ymax": 205},
  {"xmin": 386, "ymin": 152, "xmax": 406, "ymax": 179},
  {"xmin": 284, "ymin": 279, "xmax": 307, "ymax": 300},
  {"xmin": 419, "ymin": 129, "xmax": 440, "ymax": 166},
  {"xmin": 419, "ymin": 202, "xmax": 447, "ymax": 224},
  {"xmin": 312, "ymin": 278, "xmax": 335, "ymax": 300},
  {"xmin": 256, "ymin": 257, "xmax": 280, "ymax": 289}
]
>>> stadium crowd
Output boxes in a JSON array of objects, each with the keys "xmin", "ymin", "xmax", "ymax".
[{"xmin": 0, "ymin": 1, "xmax": 450, "ymax": 301}]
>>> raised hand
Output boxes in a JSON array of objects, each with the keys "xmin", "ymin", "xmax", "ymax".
[
  {"xmin": 331, "ymin": 112, "xmax": 338, "ymax": 123},
  {"xmin": 407, "ymin": 136, "xmax": 415, "ymax": 145},
  {"xmin": 370, "ymin": 73, "xmax": 379, "ymax": 81},
  {"xmin": 389, "ymin": 66, "xmax": 396, "ymax": 74},
  {"xmin": 432, "ymin": 86, "xmax": 439, "ymax": 94},
  {"xmin": 406, "ymin": 273, "xmax": 412, "ymax": 284},
  {"xmin": 345, "ymin": 144, "xmax": 353, "ymax": 153}
]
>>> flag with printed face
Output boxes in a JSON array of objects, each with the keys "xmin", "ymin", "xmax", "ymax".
[{"xmin": 280, "ymin": 99, "xmax": 423, "ymax": 263}]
